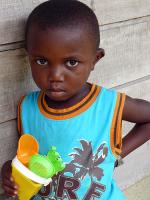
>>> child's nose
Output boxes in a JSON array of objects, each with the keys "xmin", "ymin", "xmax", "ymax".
[{"xmin": 48, "ymin": 65, "xmax": 64, "ymax": 82}]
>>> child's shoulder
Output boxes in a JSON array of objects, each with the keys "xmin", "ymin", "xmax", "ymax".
[
  {"xmin": 25, "ymin": 90, "xmax": 41, "ymax": 99},
  {"xmin": 100, "ymin": 85, "xmax": 118, "ymax": 95},
  {"xmin": 97, "ymin": 84, "xmax": 124, "ymax": 100},
  {"xmin": 99, "ymin": 84, "xmax": 150, "ymax": 123},
  {"xmin": 18, "ymin": 90, "xmax": 41, "ymax": 107}
]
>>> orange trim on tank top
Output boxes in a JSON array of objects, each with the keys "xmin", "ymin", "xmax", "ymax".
[
  {"xmin": 17, "ymin": 96, "xmax": 25, "ymax": 135},
  {"xmin": 110, "ymin": 93, "xmax": 126, "ymax": 157},
  {"xmin": 110, "ymin": 93, "xmax": 120, "ymax": 157},
  {"xmin": 43, "ymin": 84, "xmax": 97, "ymax": 113},
  {"xmin": 115, "ymin": 93, "xmax": 126, "ymax": 154},
  {"xmin": 38, "ymin": 84, "xmax": 101, "ymax": 120}
]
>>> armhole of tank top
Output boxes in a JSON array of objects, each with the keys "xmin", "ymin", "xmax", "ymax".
[
  {"xmin": 17, "ymin": 96, "xmax": 25, "ymax": 136},
  {"xmin": 110, "ymin": 93, "xmax": 126, "ymax": 158}
]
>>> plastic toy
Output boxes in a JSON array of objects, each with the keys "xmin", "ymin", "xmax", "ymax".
[
  {"xmin": 12, "ymin": 156, "xmax": 51, "ymax": 200},
  {"xmin": 17, "ymin": 134, "xmax": 39, "ymax": 166},
  {"xmin": 12, "ymin": 134, "xmax": 65, "ymax": 200},
  {"xmin": 29, "ymin": 146, "xmax": 65, "ymax": 178}
]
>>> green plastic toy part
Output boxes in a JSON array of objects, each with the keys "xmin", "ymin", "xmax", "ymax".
[
  {"xmin": 47, "ymin": 146, "xmax": 65, "ymax": 175},
  {"xmin": 28, "ymin": 146, "xmax": 65, "ymax": 178}
]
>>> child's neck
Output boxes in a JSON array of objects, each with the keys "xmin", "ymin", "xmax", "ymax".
[{"xmin": 45, "ymin": 83, "xmax": 91, "ymax": 109}]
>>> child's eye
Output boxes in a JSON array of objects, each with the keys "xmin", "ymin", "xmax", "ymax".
[
  {"xmin": 36, "ymin": 58, "xmax": 48, "ymax": 65},
  {"xmin": 65, "ymin": 60, "xmax": 79, "ymax": 68}
]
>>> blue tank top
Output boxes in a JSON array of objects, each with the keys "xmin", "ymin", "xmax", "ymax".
[{"xmin": 18, "ymin": 84, "xmax": 126, "ymax": 200}]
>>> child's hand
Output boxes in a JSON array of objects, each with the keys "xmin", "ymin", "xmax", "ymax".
[{"xmin": 1, "ymin": 160, "xmax": 18, "ymax": 198}]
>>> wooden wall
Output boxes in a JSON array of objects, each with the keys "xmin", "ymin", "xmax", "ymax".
[{"xmin": 0, "ymin": 0, "xmax": 150, "ymax": 196}]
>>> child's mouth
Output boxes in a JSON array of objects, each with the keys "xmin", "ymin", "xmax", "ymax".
[{"xmin": 47, "ymin": 88, "xmax": 66, "ymax": 97}]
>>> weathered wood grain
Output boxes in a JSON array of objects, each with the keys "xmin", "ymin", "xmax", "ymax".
[
  {"xmin": 89, "ymin": 16, "xmax": 150, "ymax": 88},
  {"xmin": 0, "ymin": 0, "xmax": 47, "ymax": 45},
  {"xmin": 0, "ymin": 41, "xmax": 24, "ymax": 52},
  {"xmin": 0, "ymin": 49, "xmax": 37, "ymax": 124},
  {"xmin": 0, "ymin": 120, "xmax": 18, "ymax": 170},
  {"xmin": 115, "ymin": 140, "xmax": 150, "ymax": 190},
  {"xmin": 94, "ymin": 0, "xmax": 150, "ymax": 25},
  {"xmin": 0, "ymin": 0, "xmax": 91, "ymax": 45}
]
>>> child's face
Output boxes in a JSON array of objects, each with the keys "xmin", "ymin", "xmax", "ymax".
[{"xmin": 27, "ymin": 24, "xmax": 102, "ymax": 102}]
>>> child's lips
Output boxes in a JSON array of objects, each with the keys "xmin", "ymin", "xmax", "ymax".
[
  {"xmin": 50, "ymin": 89, "xmax": 62, "ymax": 92},
  {"xmin": 47, "ymin": 88, "xmax": 66, "ymax": 96},
  {"xmin": 49, "ymin": 87, "xmax": 65, "ymax": 92}
]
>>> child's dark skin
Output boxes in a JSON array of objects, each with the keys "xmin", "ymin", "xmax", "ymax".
[{"xmin": 1, "ymin": 24, "xmax": 150, "ymax": 198}]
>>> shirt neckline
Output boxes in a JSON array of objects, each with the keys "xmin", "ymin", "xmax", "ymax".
[{"xmin": 38, "ymin": 83, "xmax": 101, "ymax": 120}]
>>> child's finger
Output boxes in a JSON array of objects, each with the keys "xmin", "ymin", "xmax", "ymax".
[
  {"xmin": 2, "ymin": 184, "xmax": 18, "ymax": 197},
  {"xmin": 3, "ymin": 173, "xmax": 13, "ymax": 180},
  {"xmin": 2, "ymin": 173, "xmax": 17, "ymax": 186},
  {"xmin": 2, "ymin": 178, "xmax": 18, "ymax": 191}
]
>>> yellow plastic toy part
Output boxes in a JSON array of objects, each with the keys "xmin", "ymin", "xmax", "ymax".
[
  {"xmin": 12, "ymin": 156, "xmax": 51, "ymax": 200},
  {"xmin": 12, "ymin": 164, "xmax": 42, "ymax": 200}
]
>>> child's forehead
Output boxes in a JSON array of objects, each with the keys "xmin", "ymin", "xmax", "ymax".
[
  {"xmin": 27, "ymin": 24, "xmax": 96, "ymax": 56},
  {"xmin": 28, "ymin": 23, "xmax": 91, "ymax": 44}
]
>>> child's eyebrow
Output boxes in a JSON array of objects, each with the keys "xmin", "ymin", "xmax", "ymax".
[
  {"xmin": 63, "ymin": 51, "xmax": 89, "ymax": 59},
  {"xmin": 63, "ymin": 55, "xmax": 84, "ymax": 59},
  {"xmin": 30, "ymin": 53, "xmax": 86, "ymax": 60}
]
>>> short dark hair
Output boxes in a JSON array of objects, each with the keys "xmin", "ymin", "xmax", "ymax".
[{"xmin": 25, "ymin": 0, "xmax": 100, "ymax": 50}]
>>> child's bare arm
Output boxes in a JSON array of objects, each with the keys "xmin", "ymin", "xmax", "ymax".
[
  {"xmin": 1, "ymin": 160, "xmax": 18, "ymax": 197},
  {"xmin": 121, "ymin": 96, "xmax": 150, "ymax": 158}
]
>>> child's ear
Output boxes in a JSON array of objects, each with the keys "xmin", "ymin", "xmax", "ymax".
[
  {"xmin": 95, "ymin": 48, "xmax": 105, "ymax": 63},
  {"xmin": 92, "ymin": 48, "xmax": 105, "ymax": 70}
]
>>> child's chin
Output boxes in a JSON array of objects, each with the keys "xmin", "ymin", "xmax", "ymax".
[{"xmin": 47, "ymin": 91, "xmax": 69, "ymax": 102}]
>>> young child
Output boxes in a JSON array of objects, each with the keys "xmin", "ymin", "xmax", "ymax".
[{"xmin": 1, "ymin": 0, "xmax": 150, "ymax": 199}]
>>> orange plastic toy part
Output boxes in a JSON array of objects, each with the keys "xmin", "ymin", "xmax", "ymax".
[{"xmin": 17, "ymin": 134, "xmax": 39, "ymax": 166}]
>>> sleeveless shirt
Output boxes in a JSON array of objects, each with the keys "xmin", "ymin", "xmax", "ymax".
[{"xmin": 18, "ymin": 84, "xmax": 126, "ymax": 200}]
